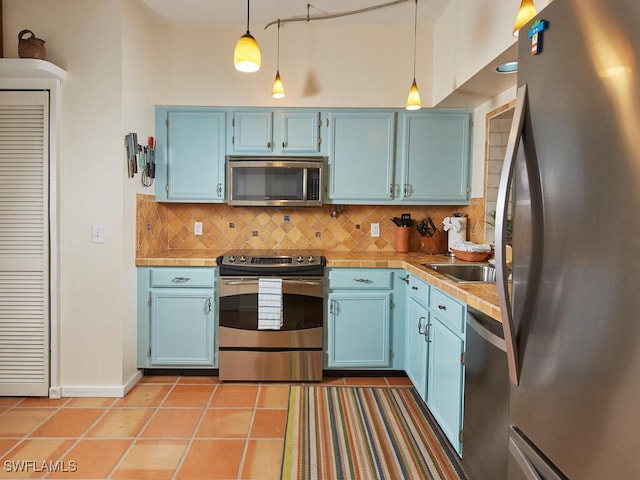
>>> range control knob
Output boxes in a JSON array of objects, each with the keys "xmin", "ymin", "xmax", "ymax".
[
  {"xmin": 296, "ymin": 255, "xmax": 304, "ymax": 263},
  {"xmin": 308, "ymin": 255, "xmax": 315, "ymax": 263},
  {"xmin": 228, "ymin": 255, "xmax": 236, "ymax": 263},
  {"xmin": 239, "ymin": 255, "xmax": 247, "ymax": 263}
]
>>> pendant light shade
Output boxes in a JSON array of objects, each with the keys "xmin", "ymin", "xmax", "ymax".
[
  {"xmin": 513, "ymin": 0, "xmax": 537, "ymax": 37},
  {"xmin": 406, "ymin": 78, "xmax": 422, "ymax": 110},
  {"xmin": 272, "ymin": 71, "xmax": 285, "ymax": 98},
  {"xmin": 234, "ymin": 0, "xmax": 261, "ymax": 72},
  {"xmin": 405, "ymin": 0, "xmax": 422, "ymax": 110},
  {"xmin": 272, "ymin": 20, "xmax": 285, "ymax": 98}
]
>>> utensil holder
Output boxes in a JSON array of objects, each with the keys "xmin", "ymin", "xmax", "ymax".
[{"xmin": 395, "ymin": 227, "xmax": 410, "ymax": 253}]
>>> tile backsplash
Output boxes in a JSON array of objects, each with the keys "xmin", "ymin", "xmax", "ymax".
[{"xmin": 137, "ymin": 194, "xmax": 486, "ymax": 256}]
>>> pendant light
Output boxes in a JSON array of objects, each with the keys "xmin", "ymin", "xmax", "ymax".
[
  {"xmin": 272, "ymin": 20, "xmax": 285, "ymax": 98},
  {"xmin": 405, "ymin": 0, "xmax": 422, "ymax": 110},
  {"xmin": 234, "ymin": 0, "xmax": 261, "ymax": 72},
  {"xmin": 513, "ymin": 0, "xmax": 537, "ymax": 37}
]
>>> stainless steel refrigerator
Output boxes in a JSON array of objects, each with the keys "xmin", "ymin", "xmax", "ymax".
[{"xmin": 494, "ymin": 0, "xmax": 640, "ymax": 478}]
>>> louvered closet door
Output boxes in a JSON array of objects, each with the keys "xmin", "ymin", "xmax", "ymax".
[{"xmin": 0, "ymin": 91, "xmax": 49, "ymax": 396}]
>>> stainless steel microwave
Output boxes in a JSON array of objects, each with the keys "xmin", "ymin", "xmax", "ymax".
[{"xmin": 227, "ymin": 156, "xmax": 324, "ymax": 207}]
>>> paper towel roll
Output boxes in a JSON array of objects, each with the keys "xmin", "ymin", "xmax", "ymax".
[{"xmin": 444, "ymin": 216, "xmax": 467, "ymax": 253}]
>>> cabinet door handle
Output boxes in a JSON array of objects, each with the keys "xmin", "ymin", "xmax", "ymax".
[
  {"xmin": 389, "ymin": 184, "xmax": 394, "ymax": 198},
  {"xmin": 206, "ymin": 297, "xmax": 212, "ymax": 313},
  {"xmin": 216, "ymin": 183, "xmax": 223, "ymax": 197},
  {"xmin": 354, "ymin": 278, "xmax": 373, "ymax": 284},
  {"xmin": 399, "ymin": 275, "xmax": 410, "ymax": 284},
  {"xmin": 411, "ymin": 286, "xmax": 419, "ymax": 291},
  {"xmin": 438, "ymin": 304, "xmax": 447, "ymax": 310},
  {"xmin": 172, "ymin": 277, "xmax": 190, "ymax": 282},
  {"xmin": 403, "ymin": 184, "xmax": 410, "ymax": 197},
  {"xmin": 267, "ymin": 141, "xmax": 272, "ymax": 150},
  {"xmin": 282, "ymin": 141, "xmax": 288, "ymax": 149},
  {"xmin": 424, "ymin": 321, "xmax": 432, "ymax": 343},
  {"xmin": 330, "ymin": 299, "xmax": 339, "ymax": 315},
  {"xmin": 418, "ymin": 316, "xmax": 425, "ymax": 334}
]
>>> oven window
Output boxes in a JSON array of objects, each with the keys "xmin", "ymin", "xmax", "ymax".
[
  {"xmin": 231, "ymin": 167, "xmax": 304, "ymax": 201},
  {"xmin": 219, "ymin": 293, "xmax": 323, "ymax": 331}
]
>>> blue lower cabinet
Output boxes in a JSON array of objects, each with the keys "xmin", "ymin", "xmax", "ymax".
[
  {"xmin": 138, "ymin": 267, "xmax": 217, "ymax": 369},
  {"xmin": 405, "ymin": 297, "xmax": 429, "ymax": 398},
  {"xmin": 427, "ymin": 317, "xmax": 465, "ymax": 454},
  {"xmin": 326, "ymin": 268, "xmax": 405, "ymax": 370},
  {"xmin": 327, "ymin": 292, "xmax": 391, "ymax": 368},
  {"xmin": 150, "ymin": 290, "xmax": 215, "ymax": 366},
  {"xmin": 404, "ymin": 279, "xmax": 466, "ymax": 455}
]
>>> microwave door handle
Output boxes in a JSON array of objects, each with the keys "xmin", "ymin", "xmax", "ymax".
[{"xmin": 496, "ymin": 83, "xmax": 527, "ymax": 387}]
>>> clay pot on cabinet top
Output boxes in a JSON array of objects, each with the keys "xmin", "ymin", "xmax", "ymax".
[{"xmin": 18, "ymin": 30, "xmax": 46, "ymax": 60}]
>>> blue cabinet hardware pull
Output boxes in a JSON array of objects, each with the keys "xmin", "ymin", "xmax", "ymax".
[{"xmin": 172, "ymin": 277, "xmax": 190, "ymax": 282}]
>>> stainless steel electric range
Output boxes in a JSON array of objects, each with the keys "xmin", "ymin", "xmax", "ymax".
[{"xmin": 216, "ymin": 252, "xmax": 326, "ymax": 381}]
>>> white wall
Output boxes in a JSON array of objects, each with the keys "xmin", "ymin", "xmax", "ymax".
[
  {"xmin": 122, "ymin": 0, "xmax": 155, "ymax": 384},
  {"xmin": 471, "ymin": 85, "xmax": 517, "ymax": 198},
  {"xmin": 3, "ymin": 0, "xmax": 153, "ymax": 392},
  {"xmin": 433, "ymin": 0, "xmax": 552, "ymax": 105},
  {"xmin": 152, "ymin": 22, "xmax": 434, "ymax": 108}
]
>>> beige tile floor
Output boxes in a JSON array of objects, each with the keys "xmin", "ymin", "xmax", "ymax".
[{"xmin": 0, "ymin": 376, "xmax": 413, "ymax": 479}]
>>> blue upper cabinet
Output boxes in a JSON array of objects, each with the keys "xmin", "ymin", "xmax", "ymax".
[
  {"xmin": 230, "ymin": 110, "xmax": 324, "ymax": 155},
  {"xmin": 398, "ymin": 111, "xmax": 471, "ymax": 204},
  {"xmin": 328, "ymin": 110, "xmax": 397, "ymax": 202},
  {"xmin": 155, "ymin": 108, "xmax": 226, "ymax": 202},
  {"xmin": 280, "ymin": 111, "xmax": 323, "ymax": 154},
  {"xmin": 231, "ymin": 110, "xmax": 273, "ymax": 153}
]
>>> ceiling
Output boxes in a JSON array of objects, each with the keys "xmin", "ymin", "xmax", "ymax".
[{"xmin": 139, "ymin": 0, "xmax": 452, "ymax": 28}]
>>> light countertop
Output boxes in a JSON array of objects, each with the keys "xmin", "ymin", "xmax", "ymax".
[{"xmin": 136, "ymin": 249, "xmax": 502, "ymax": 322}]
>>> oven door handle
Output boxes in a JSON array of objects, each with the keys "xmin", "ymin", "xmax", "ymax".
[{"xmin": 221, "ymin": 279, "xmax": 323, "ymax": 287}]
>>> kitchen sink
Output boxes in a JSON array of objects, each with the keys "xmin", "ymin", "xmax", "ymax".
[{"xmin": 423, "ymin": 263, "xmax": 497, "ymax": 283}]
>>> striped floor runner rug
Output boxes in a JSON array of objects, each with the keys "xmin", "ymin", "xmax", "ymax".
[{"xmin": 281, "ymin": 386, "xmax": 467, "ymax": 480}]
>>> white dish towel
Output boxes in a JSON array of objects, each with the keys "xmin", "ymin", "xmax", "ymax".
[{"xmin": 258, "ymin": 278, "xmax": 283, "ymax": 330}]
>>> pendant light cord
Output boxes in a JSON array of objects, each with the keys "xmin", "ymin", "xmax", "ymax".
[
  {"xmin": 246, "ymin": 0, "xmax": 250, "ymax": 32},
  {"xmin": 276, "ymin": 19, "xmax": 281, "ymax": 70},
  {"xmin": 412, "ymin": 0, "xmax": 418, "ymax": 78}
]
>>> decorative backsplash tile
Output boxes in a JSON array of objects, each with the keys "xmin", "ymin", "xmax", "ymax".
[{"xmin": 137, "ymin": 194, "xmax": 486, "ymax": 256}]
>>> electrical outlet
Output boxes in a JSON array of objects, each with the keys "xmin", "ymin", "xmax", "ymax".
[
  {"xmin": 194, "ymin": 221, "xmax": 203, "ymax": 235},
  {"xmin": 371, "ymin": 223, "xmax": 380, "ymax": 238},
  {"xmin": 91, "ymin": 224, "xmax": 104, "ymax": 243}
]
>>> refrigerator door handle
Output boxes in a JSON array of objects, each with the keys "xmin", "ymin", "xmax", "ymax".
[
  {"xmin": 496, "ymin": 84, "xmax": 528, "ymax": 386},
  {"xmin": 509, "ymin": 426, "xmax": 567, "ymax": 480}
]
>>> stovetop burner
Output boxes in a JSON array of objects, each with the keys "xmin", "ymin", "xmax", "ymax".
[{"xmin": 216, "ymin": 251, "xmax": 326, "ymax": 277}]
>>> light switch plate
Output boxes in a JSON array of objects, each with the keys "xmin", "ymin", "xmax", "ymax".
[
  {"xmin": 371, "ymin": 223, "xmax": 380, "ymax": 237},
  {"xmin": 194, "ymin": 221, "xmax": 203, "ymax": 235}
]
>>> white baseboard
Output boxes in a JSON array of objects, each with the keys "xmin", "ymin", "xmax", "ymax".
[
  {"xmin": 123, "ymin": 369, "xmax": 144, "ymax": 395},
  {"xmin": 60, "ymin": 370, "xmax": 143, "ymax": 398},
  {"xmin": 49, "ymin": 386, "xmax": 62, "ymax": 399}
]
